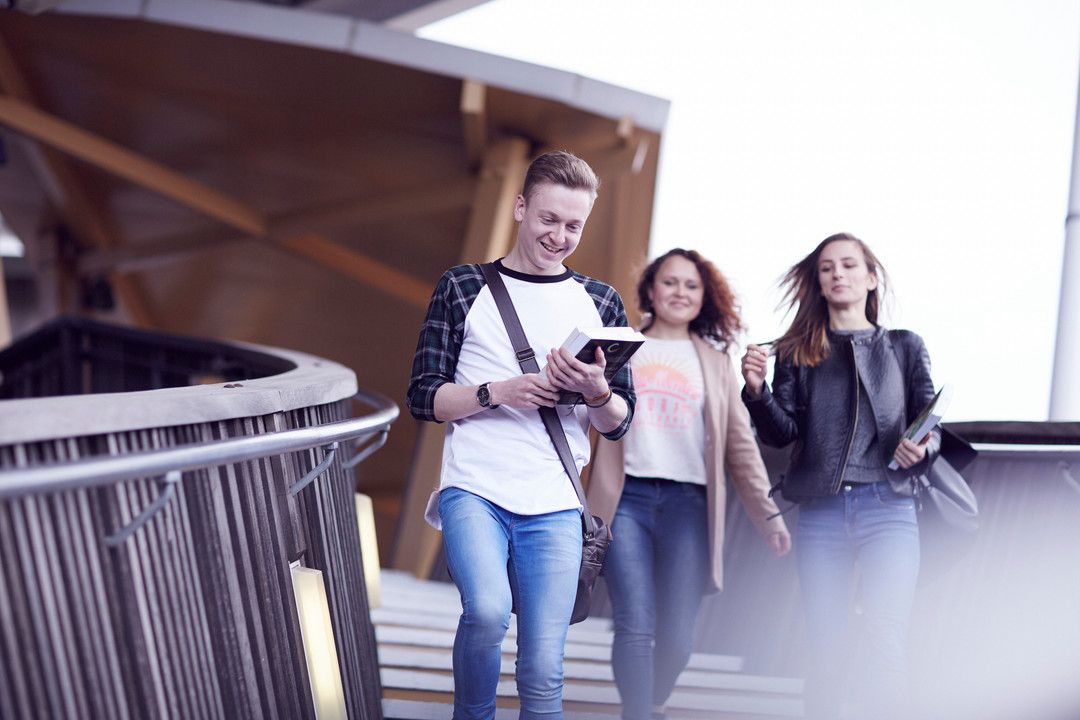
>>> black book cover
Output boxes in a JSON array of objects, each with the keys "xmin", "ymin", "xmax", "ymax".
[{"xmin": 557, "ymin": 329, "xmax": 644, "ymax": 405}]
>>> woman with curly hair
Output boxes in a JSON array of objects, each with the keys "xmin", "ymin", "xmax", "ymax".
[{"xmin": 588, "ymin": 248, "xmax": 791, "ymax": 720}]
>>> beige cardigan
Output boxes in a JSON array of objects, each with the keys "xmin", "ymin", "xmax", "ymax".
[{"xmin": 586, "ymin": 334, "xmax": 783, "ymax": 593}]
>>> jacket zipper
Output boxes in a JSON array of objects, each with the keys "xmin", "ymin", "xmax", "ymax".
[{"xmin": 832, "ymin": 340, "xmax": 859, "ymax": 493}]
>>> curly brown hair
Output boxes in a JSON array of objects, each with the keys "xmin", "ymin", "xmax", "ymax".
[{"xmin": 636, "ymin": 248, "xmax": 745, "ymax": 351}]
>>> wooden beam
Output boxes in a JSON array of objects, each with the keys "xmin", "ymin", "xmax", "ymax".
[
  {"xmin": 275, "ymin": 234, "xmax": 432, "ymax": 309},
  {"xmin": 0, "ymin": 45, "xmax": 100, "ymax": 234},
  {"xmin": 630, "ymin": 137, "xmax": 650, "ymax": 174},
  {"xmin": 0, "ymin": 98, "xmax": 449, "ymax": 308},
  {"xmin": 0, "ymin": 43, "xmax": 469, "ymax": 319},
  {"xmin": 0, "ymin": 96, "xmax": 266, "ymax": 237},
  {"xmin": 0, "ymin": 37, "xmax": 459, "ymax": 317},
  {"xmin": 77, "ymin": 226, "xmax": 240, "ymax": 275},
  {"xmin": 459, "ymin": 137, "xmax": 530, "ymax": 264},
  {"xmin": 460, "ymin": 79, "xmax": 487, "ymax": 170},
  {"xmin": 0, "ymin": 35, "xmax": 157, "ymax": 327},
  {"xmin": 77, "ymin": 222, "xmax": 436, "ymax": 310},
  {"xmin": 590, "ymin": 135, "xmax": 651, "ymax": 179},
  {"xmin": 83, "ymin": 227, "xmax": 434, "ymax": 309},
  {"xmin": 539, "ymin": 115, "xmax": 636, "ymax": 157},
  {"xmin": 78, "ymin": 183, "xmax": 476, "ymax": 310},
  {"xmin": 0, "ymin": 258, "xmax": 11, "ymax": 348},
  {"xmin": 271, "ymin": 179, "xmax": 475, "ymax": 237},
  {"xmin": 80, "ymin": 177, "xmax": 475, "ymax": 281},
  {"xmin": 390, "ymin": 422, "xmax": 448, "ymax": 576},
  {"xmin": 608, "ymin": 175, "xmax": 646, "ymax": 325}
]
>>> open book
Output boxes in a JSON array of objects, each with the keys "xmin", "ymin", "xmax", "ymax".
[
  {"xmin": 888, "ymin": 384, "xmax": 953, "ymax": 470},
  {"xmin": 556, "ymin": 326, "xmax": 645, "ymax": 405}
]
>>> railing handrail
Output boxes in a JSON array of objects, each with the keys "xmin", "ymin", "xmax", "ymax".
[
  {"xmin": 971, "ymin": 442, "xmax": 1080, "ymax": 457},
  {"xmin": 0, "ymin": 389, "xmax": 399, "ymax": 499}
]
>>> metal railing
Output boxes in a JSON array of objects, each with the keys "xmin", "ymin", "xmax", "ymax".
[
  {"xmin": 0, "ymin": 389, "xmax": 398, "ymax": 497},
  {"xmin": 0, "ymin": 390, "xmax": 398, "ymax": 547},
  {"xmin": 0, "ymin": 317, "xmax": 393, "ymax": 720}
]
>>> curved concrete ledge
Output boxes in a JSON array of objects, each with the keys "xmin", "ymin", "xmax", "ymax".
[
  {"xmin": 0, "ymin": 317, "xmax": 386, "ymax": 720},
  {"xmin": 0, "ymin": 339, "xmax": 358, "ymax": 445}
]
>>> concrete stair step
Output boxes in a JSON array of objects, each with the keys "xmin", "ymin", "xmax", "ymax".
[
  {"xmin": 375, "ymin": 569, "xmax": 804, "ymax": 719},
  {"xmin": 381, "ymin": 669, "xmax": 802, "ymax": 717},
  {"xmin": 378, "ymin": 646, "xmax": 802, "ymax": 694}
]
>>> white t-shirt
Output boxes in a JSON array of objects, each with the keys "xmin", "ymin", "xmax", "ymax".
[
  {"xmin": 622, "ymin": 337, "xmax": 707, "ymax": 485},
  {"xmin": 406, "ymin": 262, "xmax": 635, "ymax": 528}
]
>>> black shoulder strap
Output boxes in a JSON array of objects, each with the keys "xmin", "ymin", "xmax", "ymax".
[{"xmin": 479, "ymin": 262, "xmax": 599, "ymax": 537}]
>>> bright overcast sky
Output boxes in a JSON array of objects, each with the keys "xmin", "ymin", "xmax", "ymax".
[{"xmin": 420, "ymin": 0, "xmax": 1080, "ymax": 422}]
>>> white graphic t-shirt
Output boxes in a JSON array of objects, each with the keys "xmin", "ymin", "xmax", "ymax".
[{"xmin": 622, "ymin": 337, "xmax": 707, "ymax": 485}]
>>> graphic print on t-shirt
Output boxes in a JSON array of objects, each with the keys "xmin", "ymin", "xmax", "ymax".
[
  {"xmin": 623, "ymin": 338, "xmax": 706, "ymax": 485},
  {"xmin": 633, "ymin": 346, "xmax": 704, "ymax": 432}
]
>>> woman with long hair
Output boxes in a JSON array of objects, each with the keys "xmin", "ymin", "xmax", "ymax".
[
  {"xmin": 740, "ymin": 232, "xmax": 939, "ymax": 720},
  {"xmin": 588, "ymin": 248, "xmax": 791, "ymax": 720}
]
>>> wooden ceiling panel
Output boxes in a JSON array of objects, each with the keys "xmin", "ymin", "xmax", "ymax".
[
  {"xmin": 0, "ymin": 12, "xmax": 468, "ymax": 239},
  {"xmin": 3, "ymin": 13, "xmax": 462, "ymax": 123},
  {"xmin": 0, "ymin": 6, "xmax": 666, "ymax": 554},
  {"xmin": 317, "ymin": 206, "xmax": 470, "ymax": 285}
]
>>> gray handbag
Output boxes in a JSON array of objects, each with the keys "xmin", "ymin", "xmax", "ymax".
[
  {"xmin": 910, "ymin": 427, "xmax": 979, "ymax": 580},
  {"xmin": 897, "ymin": 426, "xmax": 978, "ymax": 533},
  {"xmin": 914, "ymin": 453, "xmax": 979, "ymax": 533}
]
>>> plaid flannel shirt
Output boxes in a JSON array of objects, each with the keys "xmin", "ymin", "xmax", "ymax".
[{"xmin": 406, "ymin": 263, "xmax": 636, "ymax": 441}]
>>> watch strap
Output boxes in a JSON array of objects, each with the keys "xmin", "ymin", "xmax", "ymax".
[{"xmin": 477, "ymin": 381, "xmax": 497, "ymax": 408}]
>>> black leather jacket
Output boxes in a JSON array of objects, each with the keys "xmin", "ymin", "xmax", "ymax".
[{"xmin": 742, "ymin": 327, "xmax": 940, "ymax": 503}]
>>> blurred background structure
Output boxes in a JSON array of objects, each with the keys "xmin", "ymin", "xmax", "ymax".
[
  {"xmin": 0, "ymin": 1, "xmax": 668, "ymax": 718},
  {"xmin": 0, "ymin": 0, "xmax": 666, "ymax": 571},
  {"xmin": 1, "ymin": 2, "xmax": 1079, "ymax": 719}
]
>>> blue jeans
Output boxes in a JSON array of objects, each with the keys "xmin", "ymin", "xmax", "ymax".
[
  {"xmin": 796, "ymin": 481, "xmax": 920, "ymax": 720},
  {"xmin": 438, "ymin": 487, "xmax": 583, "ymax": 720},
  {"xmin": 604, "ymin": 476, "xmax": 710, "ymax": 720}
]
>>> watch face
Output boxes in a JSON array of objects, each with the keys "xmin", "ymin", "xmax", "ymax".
[{"xmin": 477, "ymin": 383, "xmax": 492, "ymax": 407}]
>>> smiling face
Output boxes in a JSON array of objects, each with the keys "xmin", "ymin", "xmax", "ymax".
[
  {"xmin": 508, "ymin": 182, "xmax": 594, "ymax": 275},
  {"xmin": 648, "ymin": 254, "xmax": 705, "ymax": 330},
  {"xmin": 817, "ymin": 239, "xmax": 878, "ymax": 311}
]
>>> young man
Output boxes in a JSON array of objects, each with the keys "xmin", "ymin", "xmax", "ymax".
[{"xmin": 407, "ymin": 151, "xmax": 635, "ymax": 719}]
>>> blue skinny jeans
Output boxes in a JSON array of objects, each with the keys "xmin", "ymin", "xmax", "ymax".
[
  {"xmin": 438, "ymin": 487, "xmax": 582, "ymax": 720},
  {"xmin": 603, "ymin": 476, "xmax": 711, "ymax": 720},
  {"xmin": 796, "ymin": 481, "xmax": 920, "ymax": 720}
]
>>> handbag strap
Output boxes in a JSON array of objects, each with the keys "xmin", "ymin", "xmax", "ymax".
[{"xmin": 479, "ymin": 262, "xmax": 600, "ymax": 538}]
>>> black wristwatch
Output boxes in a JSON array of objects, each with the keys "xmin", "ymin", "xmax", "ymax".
[{"xmin": 476, "ymin": 382, "xmax": 498, "ymax": 409}]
